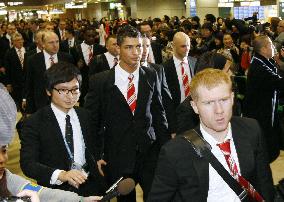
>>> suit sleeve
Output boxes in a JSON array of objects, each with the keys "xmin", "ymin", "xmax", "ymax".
[
  {"xmin": 147, "ymin": 146, "xmax": 179, "ymax": 201},
  {"xmin": 253, "ymin": 121, "xmax": 275, "ymax": 201},
  {"xmin": 151, "ymin": 70, "xmax": 170, "ymax": 146},
  {"xmin": 84, "ymin": 75, "xmax": 104, "ymax": 160},
  {"xmin": 24, "ymin": 56, "xmax": 35, "ymax": 113},
  {"xmin": 20, "ymin": 116, "xmax": 57, "ymax": 185}
]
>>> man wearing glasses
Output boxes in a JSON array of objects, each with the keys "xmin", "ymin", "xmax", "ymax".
[{"xmin": 20, "ymin": 62, "xmax": 102, "ymax": 197}]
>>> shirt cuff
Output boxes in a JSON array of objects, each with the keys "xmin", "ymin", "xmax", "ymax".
[{"xmin": 50, "ymin": 169, "xmax": 64, "ymax": 185}]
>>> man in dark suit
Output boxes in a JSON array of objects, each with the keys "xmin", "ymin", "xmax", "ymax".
[
  {"xmin": 89, "ymin": 35, "xmax": 119, "ymax": 76},
  {"xmin": 75, "ymin": 27, "xmax": 106, "ymax": 106},
  {"xmin": 244, "ymin": 35, "xmax": 283, "ymax": 162},
  {"xmin": 162, "ymin": 32, "xmax": 197, "ymax": 135},
  {"xmin": 4, "ymin": 33, "xmax": 27, "ymax": 111},
  {"xmin": 20, "ymin": 62, "xmax": 102, "ymax": 196},
  {"xmin": 24, "ymin": 31, "xmax": 73, "ymax": 114},
  {"xmin": 140, "ymin": 34, "xmax": 176, "ymax": 136},
  {"xmin": 138, "ymin": 21, "xmax": 163, "ymax": 64},
  {"xmin": 148, "ymin": 68, "xmax": 275, "ymax": 202},
  {"xmin": 59, "ymin": 27, "xmax": 80, "ymax": 60},
  {"xmin": 84, "ymin": 25, "xmax": 170, "ymax": 202},
  {"xmin": 54, "ymin": 20, "xmax": 67, "ymax": 42}
]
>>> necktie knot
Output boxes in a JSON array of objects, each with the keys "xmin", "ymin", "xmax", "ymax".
[
  {"xmin": 66, "ymin": 114, "xmax": 70, "ymax": 122},
  {"xmin": 128, "ymin": 74, "xmax": 134, "ymax": 82},
  {"xmin": 217, "ymin": 139, "xmax": 231, "ymax": 155}
]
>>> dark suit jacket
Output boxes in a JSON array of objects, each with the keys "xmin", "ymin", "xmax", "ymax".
[
  {"xmin": 142, "ymin": 63, "xmax": 176, "ymax": 134},
  {"xmin": 88, "ymin": 53, "xmax": 111, "ymax": 77},
  {"xmin": 20, "ymin": 106, "xmax": 100, "ymax": 195},
  {"xmin": 151, "ymin": 40, "xmax": 163, "ymax": 64},
  {"xmin": 244, "ymin": 52, "xmax": 283, "ymax": 162},
  {"xmin": 148, "ymin": 117, "xmax": 275, "ymax": 202},
  {"xmin": 4, "ymin": 47, "xmax": 26, "ymax": 89},
  {"xmin": 59, "ymin": 39, "xmax": 80, "ymax": 60},
  {"xmin": 25, "ymin": 51, "xmax": 74, "ymax": 113},
  {"xmin": 163, "ymin": 56, "xmax": 197, "ymax": 108},
  {"xmin": 84, "ymin": 67, "xmax": 170, "ymax": 182},
  {"xmin": 0, "ymin": 35, "xmax": 11, "ymax": 67}
]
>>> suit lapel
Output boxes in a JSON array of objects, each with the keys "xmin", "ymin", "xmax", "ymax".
[
  {"xmin": 192, "ymin": 127, "xmax": 209, "ymax": 198},
  {"xmin": 135, "ymin": 67, "xmax": 151, "ymax": 117},
  {"xmin": 231, "ymin": 119, "xmax": 254, "ymax": 178},
  {"xmin": 102, "ymin": 54, "xmax": 111, "ymax": 70},
  {"xmin": 45, "ymin": 106, "xmax": 71, "ymax": 164}
]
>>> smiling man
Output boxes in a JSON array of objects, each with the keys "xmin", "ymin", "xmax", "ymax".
[
  {"xmin": 84, "ymin": 25, "xmax": 170, "ymax": 201},
  {"xmin": 148, "ymin": 68, "xmax": 275, "ymax": 202},
  {"xmin": 20, "ymin": 62, "xmax": 101, "ymax": 197}
]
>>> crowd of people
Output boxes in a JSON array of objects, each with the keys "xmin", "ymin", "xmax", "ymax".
[{"xmin": 0, "ymin": 12, "xmax": 283, "ymax": 201}]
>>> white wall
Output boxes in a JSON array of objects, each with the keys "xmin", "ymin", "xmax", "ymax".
[
  {"xmin": 196, "ymin": 0, "xmax": 219, "ymax": 21},
  {"xmin": 135, "ymin": 0, "xmax": 186, "ymax": 19}
]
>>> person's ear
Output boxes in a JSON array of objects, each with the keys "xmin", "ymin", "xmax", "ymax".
[
  {"xmin": 190, "ymin": 100, "xmax": 199, "ymax": 115},
  {"xmin": 46, "ymin": 90, "xmax": 51, "ymax": 97}
]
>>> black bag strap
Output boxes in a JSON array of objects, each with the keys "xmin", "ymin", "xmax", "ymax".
[{"xmin": 182, "ymin": 129, "xmax": 249, "ymax": 201}]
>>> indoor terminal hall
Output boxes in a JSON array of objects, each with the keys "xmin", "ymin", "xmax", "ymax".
[{"xmin": 1, "ymin": 0, "xmax": 284, "ymax": 201}]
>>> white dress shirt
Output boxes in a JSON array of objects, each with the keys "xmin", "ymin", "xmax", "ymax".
[
  {"xmin": 115, "ymin": 64, "xmax": 139, "ymax": 103},
  {"xmin": 50, "ymin": 103, "xmax": 86, "ymax": 185},
  {"xmin": 36, "ymin": 47, "xmax": 42, "ymax": 53},
  {"xmin": 148, "ymin": 45, "xmax": 155, "ymax": 64},
  {"xmin": 173, "ymin": 55, "xmax": 192, "ymax": 103},
  {"xmin": 15, "ymin": 47, "xmax": 25, "ymax": 63},
  {"xmin": 104, "ymin": 52, "xmax": 119, "ymax": 69},
  {"xmin": 43, "ymin": 50, "xmax": 58, "ymax": 69},
  {"xmin": 68, "ymin": 37, "xmax": 75, "ymax": 48},
  {"xmin": 200, "ymin": 123, "xmax": 241, "ymax": 202},
  {"xmin": 81, "ymin": 42, "xmax": 93, "ymax": 65}
]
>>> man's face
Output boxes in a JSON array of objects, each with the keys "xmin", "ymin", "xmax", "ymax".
[
  {"xmin": 277, "ymin": 21, "xmax": 284, "ymax": 34},
  {"xmin": 140, "ymin": 25, "xmax": 152, "ymax": 37},
  {"xmin": 118, "ymin": 37, "xmax": 142, "ymax": 70},
  {"xmin": 84, "ymin": 30, "xmax": 96, "ymax": 45},
  {"xmin": 47, "ymin": 78, "xmax": 80, "ymax": 113},
  {"xmin": 45, "ymin": 24, "xmax": 54, "ymax": 31},
  {"xmin": 7, "ymin": 25, "xmax": 16, "ymax": 35},
  {"xmin": 191, "ymin": 83, "xmax": 234, "ymax": 137},
  {"xmin": 12, "ymin": 37, "xmax": 24, "ymax": 49},
  {"xmin": 262, "ymin": 38, "xmax": 275, "ymax": 59},
  {"xmin": 43, "ymin": 33, "xmax": 59, "ymax": 55},
  {"xmin": 0, "ymin": 145, "xmax": 8, "ymax": 180},
  {"xmin": 106, "ymin": 37, "xmax": 119, "ymax": 57},
  {"xmin": 59, "ymin": 21, "xmax": 66, "ymax": 30},
  {"xmin": 173, "ymin": 36, "xmax": 190, "ymax": 59},
  {"xmin": 141, "ymin": 37, "xmax": 151, "ymax": 63}
]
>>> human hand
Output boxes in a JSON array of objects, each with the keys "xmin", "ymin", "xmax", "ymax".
[
  {"xmin": 97, "ymin": 159, "xmax": 107, "ymax": 177},
  {"xmin": 17, "ymin": 190, "xmax": 40, "ymax": 202},
  {"xmin": 58, "ymin": 169, "xmax": 88, "ymax": 189}
]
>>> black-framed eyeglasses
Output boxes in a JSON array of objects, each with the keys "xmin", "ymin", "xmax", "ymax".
[{"xmin": 53, "ymin": 88, "xmax": 80, "ymax": 95}]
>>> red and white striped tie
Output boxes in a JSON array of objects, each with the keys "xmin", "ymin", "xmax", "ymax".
[
  {"xmin": 217, "ymin": 139, "xmax": 264, "ymax": 202},
  {"xmin": 88, "ymin": 46, "xmax": 93, "ymax": 65},
  {"xmin": 127, "ymin": 74, "xmax": 137, "ymax": 114},
  {"xmin": 181, "ymin": 61, "xmax": 190, "ymax": 98}
]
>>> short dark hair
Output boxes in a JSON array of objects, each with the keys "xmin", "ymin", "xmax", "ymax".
[
  {"xmin": 205, "ymin": 14, "xmax": 216, "ymax": 24},
  {"xmin": 117, "ymin": 25, "xmax": 141, "ymax": 46},
  {"xmin": 65, "ymin": 27, "xmax": 75, "ymax": 36},
  {"xmin": 201, "ymin": 22, "xmax": 213, "ymax": 32},
  {"xmin": 45, "ymin": 62, "xmax": 82, "ymax": 92}
]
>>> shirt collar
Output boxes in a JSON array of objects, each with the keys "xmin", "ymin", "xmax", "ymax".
[
  {"xmin": 173, "ymin": 55, "xmax": 188, "ymax": 67},
  {"xmin": 82, "ymin": 41, "xmax": 93, "ymax": 48},
  {"xmin": 141, "ymin": 61, "xmax": 148, "ymax": 67},
  {"xmin": 105, "ymin": 51, "xmax": 117, "ymax": 59},
  {"xmin": 200, "ymin": 122, "xmax": 232, "ymax": 146},
  {"xmin": 116, "ymin": 64, "xmax": 139, "ymax": 82},
  {"xmin": 43, "ymin": 50, "xmax": 56, "ymax": 58},
  {"xmin": 51, "ymin": 103, "xmax": 75, "ymax": 120}
]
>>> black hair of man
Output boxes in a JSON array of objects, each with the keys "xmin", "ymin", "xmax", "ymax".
[
  {"xmin": 137, "ymin": 21, "xmax": 151, "ymax": 32},
  {"xmin": 201, "ymin": 22, "xmax": 213, "ymax": 32},
  {"xmin": 117, "ymin": 24, "xmax": 141, "ymax": 46},
  {"xmin": 205, "ymin": 14, "xmax": 216, "ymax": 24},
  {"xmin": 65, "ymin": 27, "xmax": 75, "ymax": 36},
  {"xmin": 44, "ymin": 62, "xmax": 82, "ymax": 92}
]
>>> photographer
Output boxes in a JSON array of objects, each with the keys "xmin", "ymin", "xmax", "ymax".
[{"xmin": 0, "ymin": 83, "xmax": 102, "ymax": 202}]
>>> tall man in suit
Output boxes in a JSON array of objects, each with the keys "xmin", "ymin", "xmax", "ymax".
[
  {"xmin": 163, "ymin": 32, "xmax": 197, "ymax": 134},
  {"xmin": 148, "ymin": 68, "xmax": 275, "ymax": 202},
  {"xmin": 141, "ymin": 34, "xmax": 176, "ymax": 137},
  {"xmin": 24, "ymin": 31, "xmax": 73, "ymax": 114},
  {"xmin": 55, "ymin": 20, "xmax": 67, "ymax": 42},
  {"xmin": 75, "ymin": 27, "xmax": 106, "ymax": 106},
  {"xmin": 0, "ymin": 24, "xmax": 17, "ymax": 67},
  {"xmin": 20, "ymin": 62, "xmax": 101, "ymax": 196},
  {"xmin": 4, "ymin": 33, "xmax": 26, "ymax": 111},
  {"xmin": 244, "ymin": 35, "xmax": 283, "ymax": 162},
  {"xmin": 84, "ymin": 25, "xmax": 170, "ymax": 201},
  {"xmin": 89, "ymin": 35, "xmax": 119, "ymax": 76}
]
